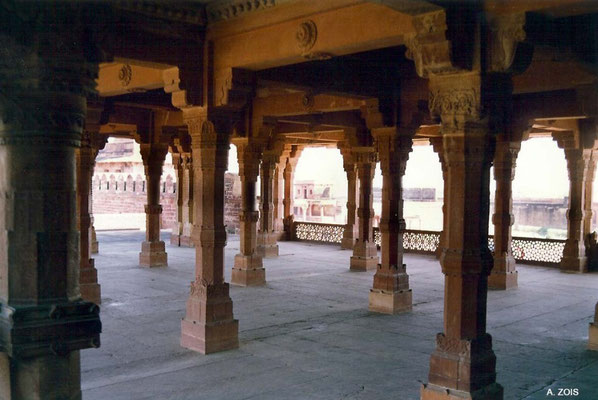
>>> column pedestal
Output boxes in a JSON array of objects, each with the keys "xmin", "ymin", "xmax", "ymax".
[
  {"xmin": 232, "ymin": 255, "xmax": 266, "ymax": 286},
  {"xmin": 181, "ymin": 281, "xmax": 239, "ymax": 354},
  {"xmin": 256, "ymin": 233, "xmax": 279, "ymax": 258},
  {"xmin": 139, "ymin": 240, "xmax": 168, "ymax": 267},
  {"xmin": 369, "ymin": 288, "xmax": 412, "ymax": 314},
  {"xmin": 350, "ymin": 241, "xmax": 378, "ymax": 271}
]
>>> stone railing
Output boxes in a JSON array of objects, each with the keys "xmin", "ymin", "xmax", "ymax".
[
  {"xmin": 293, "ymin": 221, "xmax": 344, "ymax": 243},
  {"xmin": 293, "ymin": 222, "xmax": 565, "ymax": 266}
]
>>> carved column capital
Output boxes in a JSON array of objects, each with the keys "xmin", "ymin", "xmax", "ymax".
[
  {"xmin": 232, "ymin": 137, "xmax": 263, "ymax": 181},
  {"xmin": 429, "ymin": 73, "xmax": 482, "ymax": 133}
]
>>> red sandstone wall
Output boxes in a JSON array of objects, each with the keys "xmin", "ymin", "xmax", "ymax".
[
  {"xmin": 92, "ymin": 181, "xmax": 177, "ymax": 228},
  {"xmin": 92, "ymin": 173, "xmax": 241, "ymax": 233}
]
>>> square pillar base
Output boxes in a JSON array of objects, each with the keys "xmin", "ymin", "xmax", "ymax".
[
  {"xmin": 421, "ymin": 383, "xmax": 503, "ymax": 400},
  {"xmin": 181, "ymin": 318, "xmax": 239, "ymax": 354},
  {"xmin": 341, "ymin": 237, "xmax": 355, "ymax": 250},
  {"xmin": 80, "ymin": 282, "xmax": 101, "ymax": 305},
  {"xmin": 589, "ymin": 322, "xmax": 598, "ymax": 350},
  {"xmin": 350, "ymin": 256, "xmax": 378, "ymax": 271},
  {"xmin": 488, "ymin": 271, "xmax": 518, "ymax": 290},
  {"xmin": 170, "ymin": 234, "xmax": 181, "ymax": 246},
  {"xmin": 232, "ymin": 254, "xmax": 265, "ymax": 286},
  {"xmin": 256, "ymin": 244, "xmax": 279, "ymax": 258},
  {"xmin": 560, "ymin": 256, "xmax": 588, "ymax": 273},
  {"xmin": 180, "ymin": 235, "xmax": 195, "ymax": 248},
  {"xmin": 369, "ymin": 289, "xmax": 412, "ymax": 314},
  {"xmin": 139, "ymin": 241, "xmax": 168, "ymax": 267}
]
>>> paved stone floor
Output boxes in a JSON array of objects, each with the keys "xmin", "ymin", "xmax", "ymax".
[{"xmin": 81, "ymin": 230, "xmax": 598, "ymax": 400}]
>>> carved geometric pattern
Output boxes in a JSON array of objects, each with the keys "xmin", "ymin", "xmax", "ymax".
[
  {"xmin": 295, "ymin": 223, "xmax": 564, "ymax": 265},
  {"xmin": 294, "ymin": 222, "xmax": 344, "ymax": 244}
]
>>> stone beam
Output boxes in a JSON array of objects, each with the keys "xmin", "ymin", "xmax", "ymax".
[{"xmin": 211, "ymin": 2, "xmax": 418, "ymax": 71}]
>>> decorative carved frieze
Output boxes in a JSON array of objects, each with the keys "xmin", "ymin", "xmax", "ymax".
[
  {"xmin": 115, "ymin": 1, "xmax": 206, "ymax": 25},
  {"xmin": 206, "ymin": 0, "xmax": 279, "ymax": 23}
]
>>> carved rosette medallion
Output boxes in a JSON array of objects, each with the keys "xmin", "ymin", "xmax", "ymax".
[
  {"xmin": 296, "ymin": 20, "xmax": 317, "ymax": 54},
  {"xmin": 119, "ymin": 64, "xmax": 132, "ymax": 87}
]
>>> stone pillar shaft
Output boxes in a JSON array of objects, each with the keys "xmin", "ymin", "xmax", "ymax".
[
  {"xmin": 561, "ymin": 148, "xmax": 592, "ymax": 272},
  {"xmin": 369, "ymin": 129, "xmax": 412, "ymax": 313},
  {"xmin": 181, "ymin": 154, "xmax": 195, "ymax": 247},
  {"xmin": 341, "ymin": 165, "xmax": 359, "ymax": 250},
  {"xmin": 77, "ymin": 138, "xmax": 101, "ymax": 304},
  {"xmin": 283, "ymin": 159, "xmax": 296, "ymax": 240},
  {"xmin": 273, "ymin": 162, "xmax": 286, "ymax": 240},
  {"xmin": 171, "ymin": 153, "xmax": 184, "ymax": 246},
  {"xmin": 231, "ymin": 139, "xmax": 264, "ymax": 286},
  {"xmin": 489, "ymin": 140, "xmax": 520, "ymax": 290},
  {"xmin": 350, "ymin": 148, "xmax": 379, "ymax": 271},
  {"xmin": 257, "ymin": 155, "xmax": 279, "ymax": 258},
  {"xmin": 180, "ymin": 114, "xmax": 238, "ymax": 354},
  {"xmin": 0, "ymin": 21, "xmax": 102, "ymax": 398},
  {"xmin": 430, "ymin": 137, "xmax": 448, "ymax": 258},
  {"xmin": 139, "ymin": 143, "xmax": 169, "ymax": 267}
]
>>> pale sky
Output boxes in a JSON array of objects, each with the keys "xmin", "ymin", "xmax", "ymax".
[{"xmin": 227, "ymin": 137, "xmax": 579, "ymax": 201}]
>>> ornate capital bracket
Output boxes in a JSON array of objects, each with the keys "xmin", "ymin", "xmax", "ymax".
[
  {"xmin": 404, "ymin": 11, "xmax": 459, "ymax": 79},
  {"xmin": 487, "ymin": 13, "xmax": 532, "ymax": 74}
]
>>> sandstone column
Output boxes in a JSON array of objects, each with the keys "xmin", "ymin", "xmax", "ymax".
[
  {"xmin": 180, "ymin": 153, "xmax": 195, "ymax": 247},
  {"xmin": 369, "ymin": 128, "xmax": 413, "ymax": 313},
  {"xmin": 171, "ymin": 151, "xmax": 184, "ymax": 246},
  {"xmin": 559, "ymin": 141, "xmax": 592, "ymax": 273},
  {"xmin": 139, "ymin": 143, "xmax": 169, "ymax": 267},
  {"xmin": 273, "ymin": 161, "xmax": 286, "ymax": 240},
  {"xmin": 489, "ymin": 139, "xmax": 520, "ymax": 289},
  {"xmin": 231, "ymin": 138, "xmax": 265, "ymax": 286},
  {"xmin": 283, "ymin": 147, "xmax": 302, "ymax": 240},
  {"xmin": 350, "ymin": 147, "xmax": 379, "ymax": 271},
  {"xmin": 257, "ymin": 152, "xmax": 279, "ymax": 257},
  {"xmin": 0, "ymin": 13, "xmax": 102, "ymax": 398},
  {"xmin": 340, "ymin": 147, "xmax": 359, "ymax": 250},
  {"xmin": 583, "ymin": 151, "xmax": 597, "ymax": 244},
  {"xmin": 421, "ymin": 73, "xmax": 503, "ymax": 400},
  {"xmin": 590, "ymin": 302, "xmax": 598, "ymax": 350},
  {"xmin": 180, "ymin": 111, "xmax": 238, "ymax": 354},
  {"xmin": 430, "ymin": 137, "xmax": 448, "ymax": 258},
  {"xmin": 77, "ymin": 132, "xmax": 102, "ymax": 304}
]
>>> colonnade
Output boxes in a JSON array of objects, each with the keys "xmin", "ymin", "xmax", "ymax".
[{"xmin": 2, "ymin": 3, "xmax": 598, "ymax": 400}]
